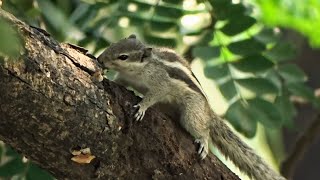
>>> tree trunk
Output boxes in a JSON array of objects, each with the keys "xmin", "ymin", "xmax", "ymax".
[{"xmin": 0, "ymin": 9, "xmax": 238, "ymax": 180}]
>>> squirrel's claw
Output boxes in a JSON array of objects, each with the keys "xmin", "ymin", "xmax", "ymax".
[
  {"xmin": 195, "ymin": 138, "xmax": 208, "ymax": 160},
  {"xmin": 195, "ymin": 139, "xmax": 204, "ymax": 154},
  {"xmin": 133, "ymin": 104, "xmax": 146, "ymax": 121}
]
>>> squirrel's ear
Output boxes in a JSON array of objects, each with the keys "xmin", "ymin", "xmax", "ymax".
[
  {"xmin": 128, "ymin": 34, "xmax": 136, "ymax": 39},
  {"xmin": 140, "ymin": 47, "xmax": 152, "ymax": 62}
]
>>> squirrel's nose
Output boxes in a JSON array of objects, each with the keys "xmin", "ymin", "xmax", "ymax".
[
  {"xmin": 96, "ymin": 55, "xmax": 111, "ymax": 70},
  {"xmin": 96, "ymin": 55, "xmax": 108, "ymax": 70}
]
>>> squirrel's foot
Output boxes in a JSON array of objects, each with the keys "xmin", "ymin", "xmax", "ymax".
[
  {"xmin": 133, "ymin": 104, "xmax": 146, "ymax": 121},
  {"xmin": 194, "ymin": 138, "xmax": 208, "ymax": 159}
]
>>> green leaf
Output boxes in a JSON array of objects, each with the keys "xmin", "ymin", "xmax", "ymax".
[
  {"xmin": 219, "ymin": 79, "xmax": 237, "ymax": 100},
  {"xmin": 149, "ymin": 21, "xmax": 177, "ymax": 32},
  {"xmin": 226, "ymin": 98, "xmax": 283, "ymax": 137},
  {"xmin": 26, "ymin": 163, "xmax": 53, "ymax": 180},
  {"xmin": 86, "ymin": 17, "xmax": 111, "ymax": 32},
  {"xmin": 265, "ymin": 43, "xmax": 296, "ymax": 62},
  {"xmin": 220, "ymin": 16, "xmax": 256, "ymax": 36},
  {"xmin": 278, "ymin": 64, "xmax": 307, "ymax": 83},
  {"xmin": 225, "ymin": 100, "xmax": 257, "ymax": 138},
  {"xmin": 0, "ymin": 19, "xmax": 23, "ymax": 58},
  {"xmin": 255, "ymin": 28, "xmax": 279, "ymax": 44},
  {"xmin": 211, "ymin": 0, "xmax": 232, "ymax": 4},
  {"xmin": 0, "ymin": 145, "xmax": 3, "ymax": 162},
  {"xmin": 236, "ymin": 78, "xmax": 278, "ymax": 95},
  {"xmin": 78, "ymin": 37, "xmax": 92, "ymax": 48},
  {"xmin": 254, "ymin": 0, "xmax": 320, "ymax": 47},
  {"xmin": 80, "ymin": 0, "xmax": 117, "ymax": 5},
  {"xmin": 193, "ymin": 46, "xmax": 220, "ymax": 61},
  {"xmin": 124, "ymin": 12, "xmax": 176, "ymax": 25},
  {"xmin": 196, "ymin": 30, "xmax": 214, "ymax": 46},
  {"xmin": 155, "ymin": 5, "xmax": 183, "ymax": 18},
  {"xmin": 227, "ymin": 38, "xmax": 265, "ymax": 55},
  {"xmin": 204, "ymin": 63, "xmax": 228, "ymax": 80},
  {"xmin": 5, "ymin": 146, "xmax": 20, "ymax": 157},
  {"xmin": 231, "ymin": 54, "xmax": 274, "ymax": 73},
  {"xmin": 209, "ymin": 0, "xmax": 231, "ymax": 8},
  {"xmin": 211, "ymin": 2, "xmax": 245, "ymax": 20},
  {"xmin": 130, "ymin": 1, "xmax": 152, "ymax": 12},
  {"xmin": 72, "ymin": 4, "xmax": 99, "ymax": 29},
  {"xmin": 287, "ymin": 83, "xmax": 316, "ymax": 103},
  {"xmin": 162, "ymin": 0, "xmax": 183, "ymax": 4},
  {"xmin": 263, "ymin": 69, "xmax": 282, "ymax": 90},
  {"xmin": 315, "ymin": 99, "xmax": 320, "ymax": 109},
  {"xmin": 274, "ymin": 94, "xmax": 297, "ymax": 128},
  {"xmin": 143, "ymin": 34, "xmax": 177, "ymax": 47},
  {"xmin": 26, "ymin": 7, "xmax": 42, "ymax": 19},
  {"xmin": 37, "ymin": 0, "xmax": 79, "ymax": 40},
  {"xmin": 0, "ymin": 157, "xmax": 26, "ymax": 177},
  {"xmin": 70, "ymin": 4, "xmax": 94, "ymax": 25},
  {"xmin": 247, "ymin": 98, "xmax": 283, "ymax": 128},
  {"xmin": 94, "ymin": 37, "xmax": 110, "ymax": 54}
]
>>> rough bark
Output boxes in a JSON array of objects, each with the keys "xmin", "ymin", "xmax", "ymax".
[{"xmin": 0, "ymin": 9, "xmax": 238, "ymax": 179}]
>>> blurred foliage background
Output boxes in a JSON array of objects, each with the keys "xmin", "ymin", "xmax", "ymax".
[{"xmin": 0, "ymin": 0, "xmax": 320, "ymax": 179}]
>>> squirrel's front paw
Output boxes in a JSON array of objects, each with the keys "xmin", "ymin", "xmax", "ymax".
[
  {"xmin": 133, "ymin": 104, "xmax": 146, "ymax": 121},
  {"xmin": 194, "ymin": 138, "xmax": 209, "ymax": 160}
]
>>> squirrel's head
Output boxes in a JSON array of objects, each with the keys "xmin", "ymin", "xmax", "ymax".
[{"xmin": 97, "ymin": 34, "xmax": 152, "ymax": 72}]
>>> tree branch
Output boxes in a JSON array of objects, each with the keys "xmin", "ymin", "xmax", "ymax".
[
  {"xmin": 281, "ymin": 113, "xmax": 320, "ymax": 179},
  {"xmin": 0, "ymin": 9, "xmax": 238, "ymax": 179}
]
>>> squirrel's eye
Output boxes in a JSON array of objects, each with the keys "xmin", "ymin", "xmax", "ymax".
[{"xmin": 118, "ymin": 54, "xmax": 128, "ymax": 60}]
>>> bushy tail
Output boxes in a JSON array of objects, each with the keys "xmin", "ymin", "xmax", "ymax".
[{"xmin": 210, "ymin": 119, "xmax": 286, "ymax": 180}]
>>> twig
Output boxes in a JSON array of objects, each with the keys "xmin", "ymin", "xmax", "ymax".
[{"xmin": 281, "ymin": 113, "xmax": 320, "ymax": 179}]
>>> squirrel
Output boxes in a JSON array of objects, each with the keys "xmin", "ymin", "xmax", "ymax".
[{"xmin": 97, "ymin": 34, "xmax": 286, "ymax": 180}]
